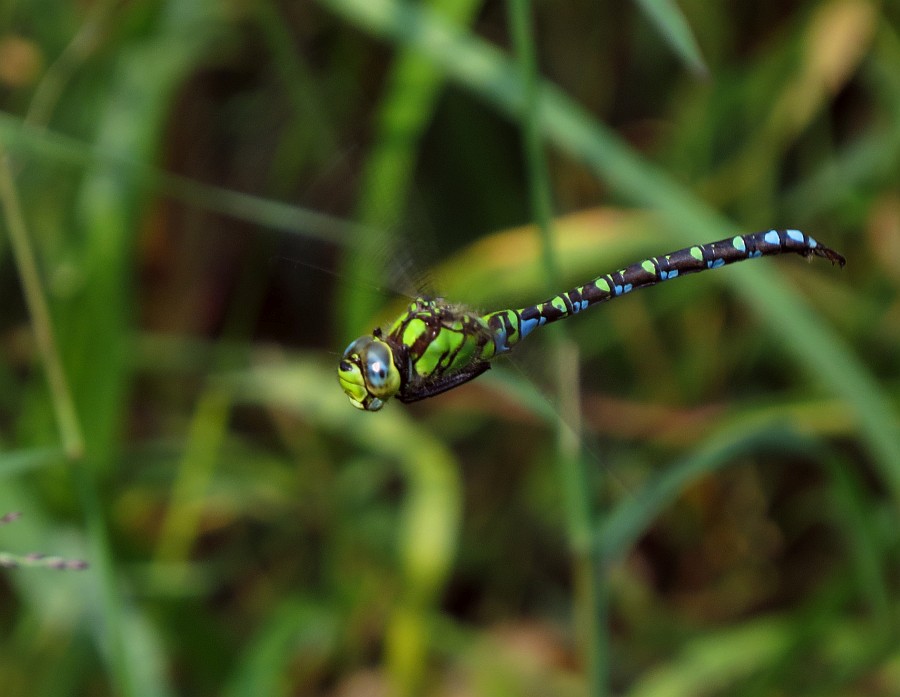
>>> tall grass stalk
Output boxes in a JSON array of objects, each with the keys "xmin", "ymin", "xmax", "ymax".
[
  {"xmin": 337, "ymin": 0, "xmax": 484, "ymax": 339},
  {"xmin": 506, "ymin": 1, "xmax": 606, "ymax": 693},
  {"xmin": 0, "ymin": 151, "xmax": 83, "ymax": 459}
]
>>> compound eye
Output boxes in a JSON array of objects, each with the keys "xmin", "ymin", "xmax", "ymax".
[
  {"xmin": 342, "ymin": 338, "xmax": 367, "ymax": 359},
  {"xmin": 365, "ymin": 342, "xmax": 393, "ymax": 389}
]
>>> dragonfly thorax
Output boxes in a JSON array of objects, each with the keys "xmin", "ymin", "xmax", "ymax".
[
  {"xmin": 338, "ymin": 334, "xmax": 402, "ymax": 411},
  {"xmin": 337, "ymin": 296, "xmax": 501, "ymax": 410}
]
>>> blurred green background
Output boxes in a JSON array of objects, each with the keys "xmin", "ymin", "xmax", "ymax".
[{"xmin": 1, "ymin": 0, "xmax": 898, "ymax": 695}]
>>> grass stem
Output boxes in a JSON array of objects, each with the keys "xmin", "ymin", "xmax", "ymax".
[{"xmin": 0, "ymin": 149, "xmax": 84, "ymax": 460}]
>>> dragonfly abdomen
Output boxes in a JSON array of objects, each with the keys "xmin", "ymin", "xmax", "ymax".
[{"xmin": 485, "ymin": 229, "xmax": 844, "ymax": 354}]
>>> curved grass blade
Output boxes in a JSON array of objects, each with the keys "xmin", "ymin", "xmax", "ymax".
[
  {"xmin": 223, "ymin": 599, "xmax": 339, "ymax": 697},
  {"xmin": 0, "ymin": 113, "xmax": 369, "ymax": 247},
  {"xmin": 228, "ymin": 357, "xmax": 462, "ymax": 696},
  {"xmin": 633, "ymin": 0, "xmax": 708, "ymax": 75},
  {"xmin": 597, "ymin": 427, "xmax": 832, "ymax": 562},
  {"xmin": 338, "ymin": 0, "xmax": 485, "ymax": 338}
]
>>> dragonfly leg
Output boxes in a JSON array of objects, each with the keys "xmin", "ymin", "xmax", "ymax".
[{"xmin": 396, "ymin": 361, "xmax": 492, "ymax": 403}]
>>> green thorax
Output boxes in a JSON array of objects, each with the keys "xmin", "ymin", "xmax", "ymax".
[
  {"xmin": 385, "ymin": 297, "xmax": 498, "ymax": 381},
  {"xmin": 336, "ymin": 296, "xmax": 500, "ymax": 411}
]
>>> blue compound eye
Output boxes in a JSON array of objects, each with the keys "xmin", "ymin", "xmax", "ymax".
[
  {"xmin": 338, "ymin": 335, "xmax": 401, "ymax": 407},
  {"xmin": 365, "ymin": 341, "xmax": 392, "ymax": 388}
]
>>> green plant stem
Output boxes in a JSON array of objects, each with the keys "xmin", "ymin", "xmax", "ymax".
[
  {"xmin": 337, "ymin": 0, "xmax": 482, "ymax": 339},
  {"xmin": 507, "ymin": 2, "xmax": 606, "ymax": 694},
  {"xmin": 506, "ymin": 0, "xmax": 559, "ymax": 289},
  {"xmin": 0, "ymin": 150, "xmax": 84, "ymax": 459}
]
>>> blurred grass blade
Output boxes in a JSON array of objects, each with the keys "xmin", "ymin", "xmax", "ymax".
[
  {"xmin": 0, "ymin": 151, "xmax": 84, "ymax": 459},
  {"xmin": 0, "ymin": 113, "xmax": 367, "ymax": 246},
  {"xmin": 230, "ymin": 357, "xmax": 462, "ymax": 696},
  {"xmin": 597, "ymin": 427, "xmax": 825, "ymax": 563},
  {"xmin": 626, "ymin": 616, "xmax": 793, "ymax": 697},
  {"xmin": 224, "ymin": 599, "xmax": 339, "ymax": 697},
  {"xmin": 785, "ymin": 5, "xmax": 900, "ymax": 218},
  {"xmin": 0, "ymin": 447, "xmax": 67, "ymax": 478},
  {"xmin": 253, "ymin": 0, "xmax": 340, "ymax": 165},
  {"xmin": 24, "ymin": 0, "xmax": 117, "ymax": 128},
  {"xmin": 822, "ymin": 449, "xmax": 892, "ymax": 630},
  {"xmin": 633, "ymin": 0, "xmax": 708, "ymax": 75},
  {"xmin": 153, "ymin": 387, "xmax": 231, "ymax": 568},
  {"xmin": 626, "ymin": 610, "xmax": 890, "ymax": 697},
  {"xmin": 507, "ymin": 0, "xmax": 607, "ymax": 693},
  {"xmin": 0, "ymin": 134, "xmax": 158, "ymax": 692},
  {"xmin": 337, "ymin": 0, "xmax": 484, "ymax": 338}
]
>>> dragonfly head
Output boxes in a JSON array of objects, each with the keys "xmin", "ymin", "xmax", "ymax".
[{"xmin": 338, "ymin": 335, "xmax": 401, "ymax": 411}]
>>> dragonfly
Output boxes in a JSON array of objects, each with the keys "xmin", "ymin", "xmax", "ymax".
[{"xmin": 338, "ymin": 229, "xmax": 845, "ymax": 411}]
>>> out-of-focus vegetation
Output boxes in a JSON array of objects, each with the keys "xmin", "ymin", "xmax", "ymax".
[{"xmin": 0, "ymin": 0, "xmax": 898, "ymax": 695}]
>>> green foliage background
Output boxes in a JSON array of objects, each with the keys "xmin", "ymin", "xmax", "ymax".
[{"xmin": 0, "ymin": 0, "xmax": 898, "ymax": 695}]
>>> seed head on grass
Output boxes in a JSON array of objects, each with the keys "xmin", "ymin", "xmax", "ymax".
[{"xmin": 0, "ymin": 511, "xmax": 88, "ymax": 571}]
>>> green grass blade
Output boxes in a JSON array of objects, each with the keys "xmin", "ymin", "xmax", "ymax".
[
  {"xmin": 507, "ymin": 1, "xmax": 607, "ymax": 693},
  {"xmin": 223, "ymin": 599, "xmax": 339, "ymax": 697},
  {"xmin": 230, "ymin": 357, "xmax": 462, "ymax": 696},
  {"xmin": 0, "ymin": 447, "xmax": 67, "ymax": 478},
  {"xmin": 337, "ymin": 0, "xmax": 485, "ymax": 338},
  {"xmin": 0, "ymin": 153, "xmax": 83, "ymax": 459},
  {"xmin": 0, "ymin": 113, "xmax": 366, "ymax": 246},
  {"xmin": 633, "ymin": 0, "xmax": 708, "ymax": 75},
  {"xmin": 598, "ymin": 427, "xmax": 833, "ymax": 562}
]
